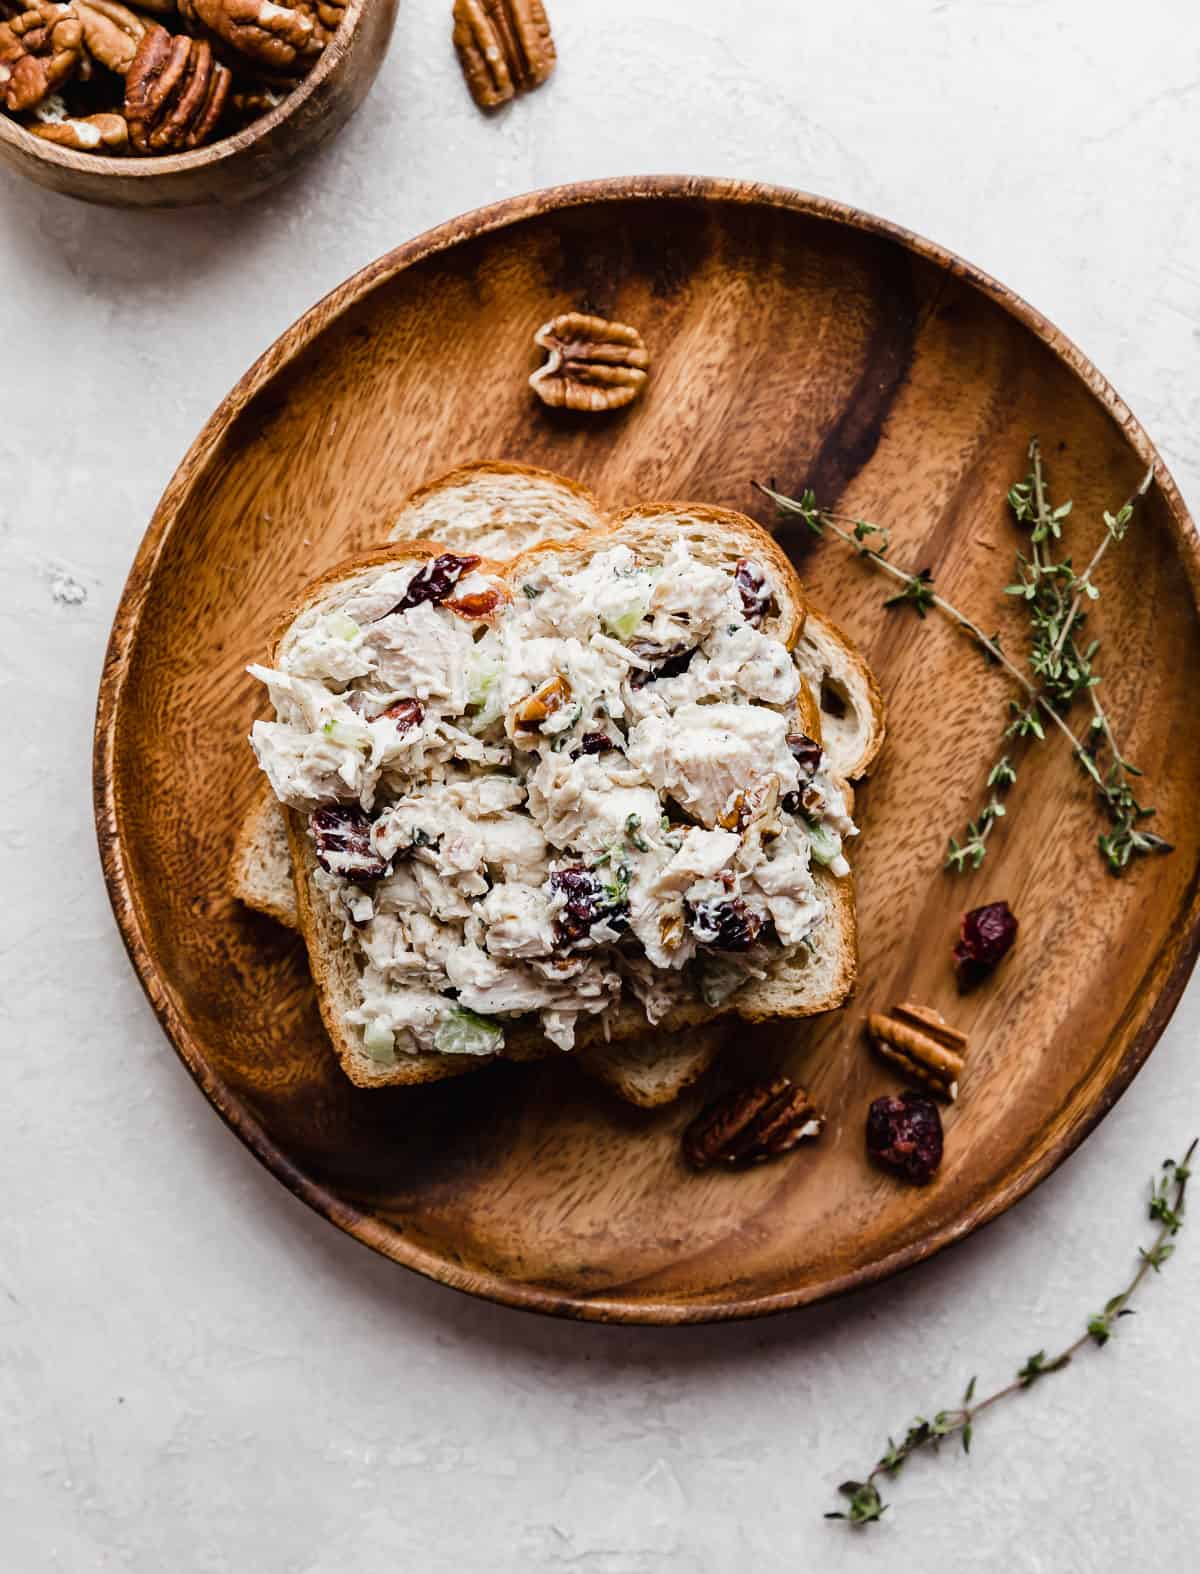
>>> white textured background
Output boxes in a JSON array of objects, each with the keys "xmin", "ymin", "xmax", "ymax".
[{"xmin": 3, "ymin": 1, "xmax": 1199, "ymax": 1568}]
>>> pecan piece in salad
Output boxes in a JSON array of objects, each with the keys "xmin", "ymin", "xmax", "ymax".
[{"xmin": 511, "ymin": 673, "xmax": 571, "ymax": 733}]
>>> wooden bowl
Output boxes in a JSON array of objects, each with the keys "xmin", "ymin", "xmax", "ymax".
[
  {"xmin": 95, "ymin": 177, "xmax": 1200, "ymax": 1322},
  {"xmin": 0, "ymin": 0, "xmax": 398, "ymax": 208}
]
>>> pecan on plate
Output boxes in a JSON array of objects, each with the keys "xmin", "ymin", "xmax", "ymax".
[
  {"xmin": 30, "ymin": 105, "xmax": 127, "ymax": 146},
  {"xmin": 179, "ymin": 0, "xmax": 316, "ymax": 72},
  {"xmin": 124, "ymin": 24, "xmax": 230, "ymax": 151},
  {"xmin": 75, "ymin": 0, "xmax": 144, "ymax": 71},
  {"xmin": 530, "ymin": 312, "xmax": 650, "ymax": 413},
  {"xmin": 452, "ymin": 0, "xmax": 554, "ymax": 110},
  {"xmin": 0, "ymin": 2, "xmax": 83, "ymax": 113},
  {"xmin": 867, "ymin": 1001, "xmax": 967, "ymax": 1102},
  {"xmin": 683, "ymin": 1075, "xmax": 824, "ymax": 1169}
]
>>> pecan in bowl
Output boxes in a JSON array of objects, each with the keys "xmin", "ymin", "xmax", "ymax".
[
  {"xmin": 0, "ymin": 2, "xmax": 83, "ymax": 113},
  {"xmin": 124, "ymin": 23, "xmax": 229, "ymax": 152}
]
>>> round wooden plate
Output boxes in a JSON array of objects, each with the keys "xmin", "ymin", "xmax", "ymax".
[{"xmin": 95, "ymin": 177, "xmax": 1200, "ymax": 1323}]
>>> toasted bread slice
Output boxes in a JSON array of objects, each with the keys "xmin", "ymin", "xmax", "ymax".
[
  {"xmin": 231, "ymin": 782, "xmax": 298, "ymax": 930},
  {"xmin": 388, "ymin": 460, "xmax": 605, "ymax": 557},
  {"xmin": 792, "ymin": 608, "xmax": 886, "ymax": 780}
]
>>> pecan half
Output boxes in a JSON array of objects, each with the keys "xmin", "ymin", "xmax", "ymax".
[
  {"xmin": 0, "ymin": 2, "xmax": 83, "ymax": 113},
  {"xmin": 29, "ymin": 105, "xmax": 127, "ymax": 146},
  {"xmin": 125, "ymin": 24, "xmax": 230, "ymax": 150},
  {"xmin": 529, "ymin": 312, "xmax": 650, "ymax": 413},
  {"xmin": 179, "ymin": 0, "xmax": 315, "ymax": 72},
  {"xmin": 683, "ymin": 1075, "xmax": 823, "ymax": 1169},
  {"xmin": 867, "ymin": 1001, "xmax": 968, "ymax": 1102},
  {"xmin": 452, "ymin": 0, "xmax": 554, "ymax": 109},
  {"xmin": 76, "ymin": 0, "xmax": 144, "ymax": 73}
]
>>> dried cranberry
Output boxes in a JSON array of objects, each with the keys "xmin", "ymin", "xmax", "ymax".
[
  {"xmin": 686, "ymin": 895, "xmax": 767, "ymax": 952},
  {"xmin": 781, "ymin": 732, "xmax": 823, "ymax": 814},
  {"xmin": 628, "ymin": 642, "xmax": 698, "ymax": 689},
  {"xmin": 392, "ymin": 553, "xmax": 481, "ymax": 613},
  {"xmin": 549, "ymin": 866, "xmax": 629, "ymax": 945},
  {"xmin": 310, "ymin": 805, "xmax": 388, "ymax": 882},
  {"xmin": 953, "ymin": 901, "xmax": 1018, "ymax": 992},
  {"xmin": 866, "ymin": 1091, "xmax": 944, "ymax": 1185},
  {"xmin": 734, "ymin": 558, "xmax": 778, "ymax": 626},
  {"xmin": 571, "ymin": 732, "xmax": 615, "ymax": 759},
  {"xmin": 379, "ymin": 698, "xmax": 424, "ymax": 731}
]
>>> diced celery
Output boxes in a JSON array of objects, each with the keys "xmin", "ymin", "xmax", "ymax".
[
  {"xmin": 434, "ymin": 1007, "xmax": 504, "ymax": 1056},
  {"xmin": 323, "ymin": 610, "xmax": 362, "ymax": 642},
  {"xmin": 804, "ymin": 819, "xmax": 842, "ymax": 867},
  {"xmin": 601, "ymin": 568, "xmax": 660, "ymax": 642},
  {"xmin": 362, "ymin": 1020, "xmax": 397, "ymax": 1063}
]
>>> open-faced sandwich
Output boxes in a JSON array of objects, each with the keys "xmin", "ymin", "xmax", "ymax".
[{"xmin": 233, "ymin": 463, "xmax": 885, "ymax": 1106}]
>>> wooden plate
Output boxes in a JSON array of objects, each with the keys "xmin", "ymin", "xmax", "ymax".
[{"xmin": 94, "ymin": 177, "xmax": 1200, "ymax": 1323}]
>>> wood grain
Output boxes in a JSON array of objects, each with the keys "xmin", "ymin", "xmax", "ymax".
[
  {"xmin": 94, "ymin": 177, "xmax": 1200, "ymax": 1322},
  {"xmin": 0, "ymin": 0, "xmax": 397, "ymax": 209}
]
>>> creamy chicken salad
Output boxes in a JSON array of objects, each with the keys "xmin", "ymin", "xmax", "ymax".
[{"xmin": 250, "ymin": 536, "xmax": 857, "ymax": 1064}]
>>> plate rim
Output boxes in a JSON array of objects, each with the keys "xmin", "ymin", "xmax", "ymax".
[{"xmin": 93, "ymin": 174, "xmax": 1200, "ymax": 1325}]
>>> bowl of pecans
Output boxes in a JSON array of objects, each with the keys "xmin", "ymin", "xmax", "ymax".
[{"xmin": 0, "ymin": 0, "xmax": 398, "ymax": 206}]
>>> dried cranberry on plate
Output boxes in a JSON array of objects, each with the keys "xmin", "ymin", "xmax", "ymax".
[
  {"xmin": 550, "ymin": 866, "xmax": 629, "ymax": 945},
  {"xmin": 953, "ymin": 900, "xmax": 1018, "ymax": 991},
  {"xmin": 392, "ymin": 553, "xmax": 481, "ymax": 612},
  {"xmin": 734, "ymin": 558, "xmax": 778, "ymax": 626},
  {"xmin": 310, "ymin": 805, "xmax": 388, "ymax": 882},
  {"xmin": 866, "ymin": 1091, "xmax": 944, "ymax": 1185}
]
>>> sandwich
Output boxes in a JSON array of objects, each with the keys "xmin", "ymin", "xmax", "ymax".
[{"xmin": 233, "ymin": 463, "xmax": 885, "ymax": 1105}]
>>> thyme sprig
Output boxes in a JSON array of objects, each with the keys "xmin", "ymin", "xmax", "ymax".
[
  {"xmin": 756, "ymin": 443, "xmax": 1171, "ymax": 877},
  {"xmin": 825, "ymin": 1139, "xmax": 1195, "ymax": 1528}
]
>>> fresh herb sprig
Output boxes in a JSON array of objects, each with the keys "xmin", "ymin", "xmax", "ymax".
[
  {"xmin": 756, "ymin": 443, "xmax": 1171, "ymax": 877},
  {"xmin": 826, "ymin": 1139, "xmax": 1195, "ymax": 1528}
]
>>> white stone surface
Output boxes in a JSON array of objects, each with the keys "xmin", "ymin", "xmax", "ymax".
[{"xmin": 3, "ymin": 0, "xmax": 1199, "ymax": 1567}]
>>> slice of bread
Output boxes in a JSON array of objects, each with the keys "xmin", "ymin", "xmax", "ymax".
[
  {"xmin": 792, "ymin": 608, "xmax": 886, "ymax": 780},
  {"xmin": 231, "ymin": 782, "xmax": 298, "ymax": 930},
  {"xmin": 388, "ymin": 460, "xmax": 606, "ymax": 558}
]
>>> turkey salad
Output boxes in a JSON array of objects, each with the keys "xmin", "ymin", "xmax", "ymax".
[{"xmin": 250, "ymin": 536, "xmax": 857, "ymax": 1063}]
